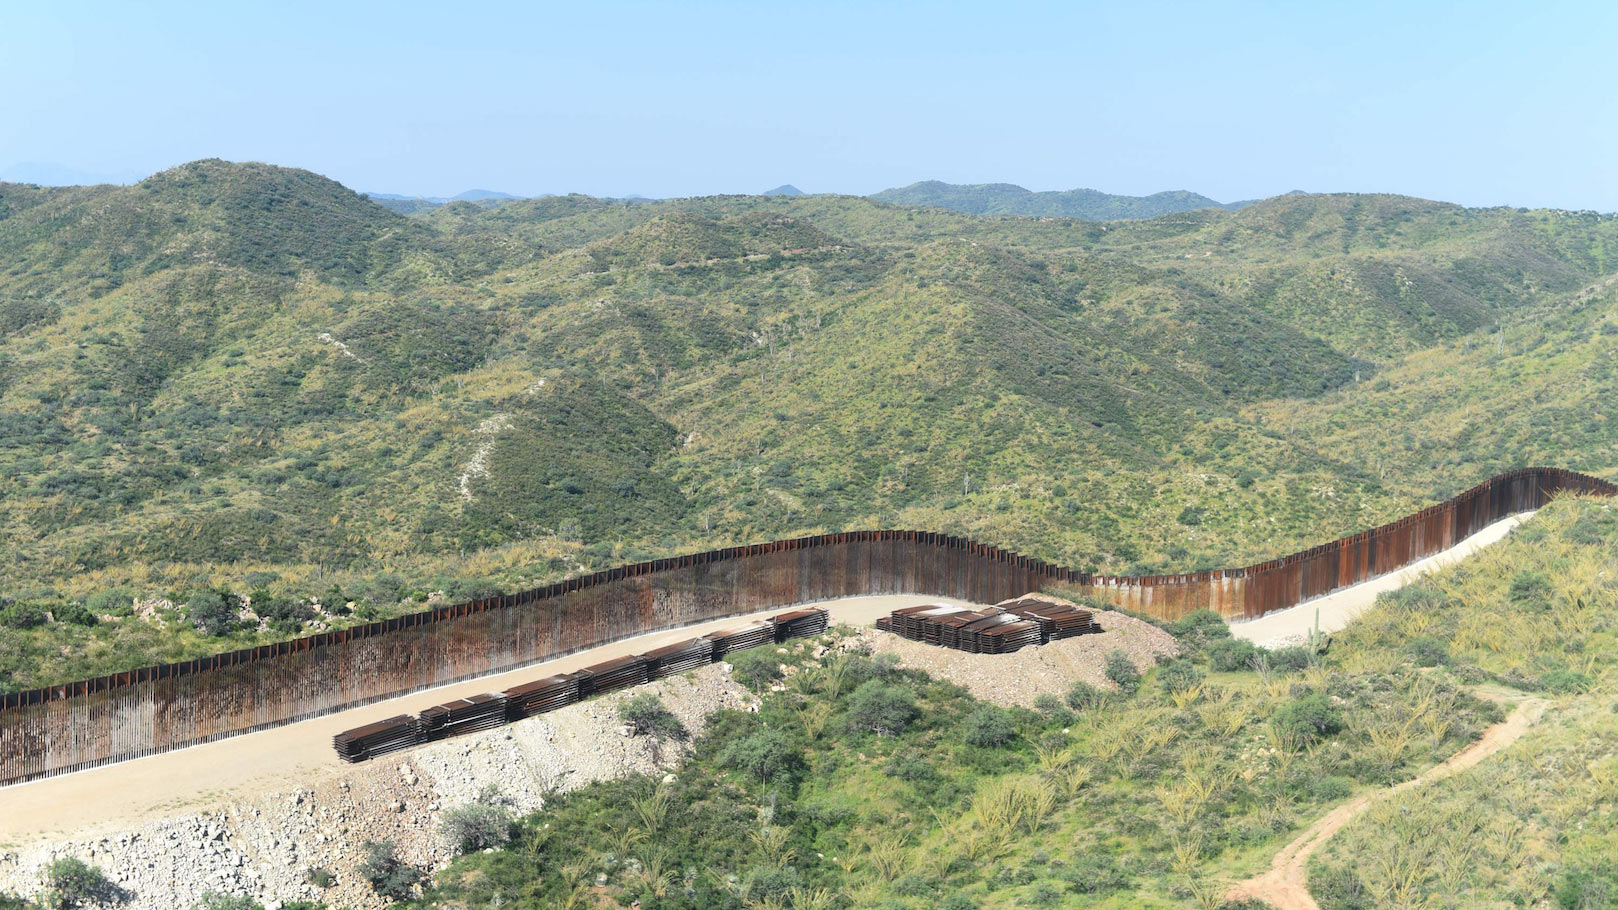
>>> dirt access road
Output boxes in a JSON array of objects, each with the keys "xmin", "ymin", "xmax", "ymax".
[
  {"xmin": 1226, "ymin": 694, "xmax": 1548, "ymax": 909},
  {"xmin": 1230, "ymin": 513, "xmax": 1529, "ymax": 647},
  {"xmin": 0, "ymin": 594, "xmax": 968, "ymax": 846},
  {"xmin": 0, "ymin": 512, "xmax": 1534, "ymax": 847}
]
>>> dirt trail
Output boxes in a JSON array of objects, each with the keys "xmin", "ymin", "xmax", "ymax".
[{"xmin": 1226, "ymin": 695, "xmax": 1548, "ymax": 909}]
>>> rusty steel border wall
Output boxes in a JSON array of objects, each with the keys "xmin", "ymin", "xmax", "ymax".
[{"xmin": 0, "ymin": 466, "xmax": 1611, "ymax": 786}]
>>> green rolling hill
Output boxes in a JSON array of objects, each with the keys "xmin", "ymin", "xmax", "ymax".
[{"xmin": 1, "ymin": 159, "xmax": 1617, "ymax": 689}]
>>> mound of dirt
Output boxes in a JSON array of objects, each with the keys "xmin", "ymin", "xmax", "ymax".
[{"xmin": 862, "ymin": 595, "xmax": 1179, "ymax": 707}]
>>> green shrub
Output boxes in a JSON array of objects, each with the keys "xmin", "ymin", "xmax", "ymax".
[
  {"xmin": 185, "ymin": 590, "xmax": 239, "ymax": 637},
  {"xmin": 847, "ymin": 680, "xmax": 919, "ymax": 736},
  {"xmin": 1169, "ymin": 609, "xmax": 1230, "ymax": 650},
  {"xmin": 1206, "ymin": 637, "xmax": 1259, "ymax": 672},
  {"xmin": 837, "ymin": 652, "xmax": 904, "ymax": 689},
  {"xmin": 83, "ymin": 588, "xmax": 133, "ymax": 617},
  {"xmin": 305, "ymin": 867, "xmax": 334, "ymax": 889},
  {"xmin": 440, "ymin": 786, "xmax": 515, "ymax": 853},
  {"xmin": 1508, "ymin": 570, "xmax": 1553, "ymax": 608},
  {"xmin": 1062, "ymin": 852, "xmax": 1132, "ymax": 894},
  {"xmin": 884, "ymin": 751, "xmax": 936, "ymax": 783},
  {"xmin": 961, "ymin": 706, "xmax": 1017, "ymax": 747},
  {"xmin": 50, "ymin": 603, "xmax": 98, "ymax": 628},
  {"xmin": 1266, "ymin": 645, "xmax": 1316, "ymax": 673},
  {"xmin": 1026, "ymin": 881, "xmax": 1063, "ymax": 905},
  {"xmin": 0, "ymin": 602, "xmax": 46, "ymax": 630},
  {"xmin": 940, "ymin": 894, "xmax": 976, "ymax": 910},
  {"xmin": 1403, "ymin": 635, "xmax": 1449, "ymax": 667},
  {"xmin": 191, "ymin": 895, "xmax": 261, "ymax": 910},
  {"xmin": 720, "ymin": 727, "xmax": 804, "ymax": 785},
  {"xmin": 1310, "ymin": 776, "xmax": 1354, "ymax": 801},
  {"xmin": 1065, "ymin": 681, "xmax": 1107, "ymax": 710},
  {"xmin": 1542, "ymin": 668, "xmax": 1594, "ymax": 694},
  {"xmin": 1310, "ymin": 863, "xmax": 1371, "ymax": 910},
  {"xmin": 0, "ymin": 892, "xmax": 34, "ymax": 910},
  {"xmin": 1557, "ymin": 860, "xmax": 1618, "ymax": 909},
  {"xmin": 1032, "ymin": 693, "xmax": 1075, "ymax": 726},
  {"xmin": 727, "ymin": 648, "xmax": 784, "ymax": 691},
  {"xmin": 356, "ymin": 841, "xmax": 419, "ymax": 901},
  {"xmin": 1158, "ymin": 659, "xmax": 1205, "ymax": 694},
  {"xmin": 249, "ymin": 589, "xmax": 314, "ymax": 632},
  {"xmin": 42, "ymin": 858, "xmax": 124, "ymax": 910},
  {"xmin": 1271, "ymin": 693, "xmax": 1343, "ymax": 743},
  {"xmin": 618, "ymin": 692, "xmax": 688, "ymax": 741},
  {"xmin": 1104, "ymin": 650, "xmax": 1140, "ymax": 694}
]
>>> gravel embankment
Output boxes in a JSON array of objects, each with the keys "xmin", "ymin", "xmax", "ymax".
[
  {"xmin": 0, "ymin": 666, "xmax": 756, "ymax": 910},
  {"xmin": 863, "ymin": 601, "xmax": 1180, "ymax": 706}
]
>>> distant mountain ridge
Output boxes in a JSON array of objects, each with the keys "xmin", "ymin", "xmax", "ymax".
[
  {"xmin": 366, "ymin": 188, "xmax": 524, "ymax": 214},
  {"xmin": 869, "ymin": 180, "xmax": 1257, "ymax": 219},
  {"xmin": 762, "ymin": 184, "xmax": 804, "ymax": 196}
]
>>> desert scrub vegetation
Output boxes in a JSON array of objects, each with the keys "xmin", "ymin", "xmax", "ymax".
[
  {"xmin": 1309, "ymin": 496, "xmax": 1618, "ymax": 908},
  {"xmin": 7, "ymin": 162, "xmax": 1618, "ymax": 692},
  {"xmin": 408, "ymin": 592, "xmax": 1505, "ymax": 909}
]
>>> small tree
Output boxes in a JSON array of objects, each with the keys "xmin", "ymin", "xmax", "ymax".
[
  {"xmin": 1169, "ymin": 609, "xmax": 1230, "ymax": 651},
  {"xmin": 356, "ymin": 841, "xmax": 419, "ymax": 901},
  {"xmin": 43, "ymin": 858, "xmax": 124, "ymax": 910},
  {"xmin": 186, "ymin": 590, "xmax": 239, "ymax": 637},
  {"xmin": 728, "ymin": 648, "xmax": 784, "ymax": 691},
  {"xmin": 846, "ymin": 680, "xmax": 919, "ymax": 736},
  {"xmin": 961, "ymin": 706, "xmax": 1017, "ymax": 747},
  {"xmin": 441, "ymin": 786, "xmax": 515, "ymax": 854},
  {"xmin": 1104, "ymin": 651, "xmax": 1140, "ymax": 694},
  {"xmin": 1271, "ymin": 693, "xmax": 1343, "ymax": 743},
  {"xmin": 1206, "ymin": 637, "xmax": 1258, "ymax": 672},
  {"xmin": 618, "ymin": 692, "xmax": 688, "ymax": 741},
  {"xmin": 720, "ymin": 727, "xmax": 805, "ymax": 785}
]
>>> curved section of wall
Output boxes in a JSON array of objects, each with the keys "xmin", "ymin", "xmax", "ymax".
[{"xmin": 0, "ymin": 466, "xmax": 1611, "ymax": 786}]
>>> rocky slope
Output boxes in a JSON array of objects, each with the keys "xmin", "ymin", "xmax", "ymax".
[{"xmin": 0, "ymin": 666, "xmax": 757, "ymax": 909}]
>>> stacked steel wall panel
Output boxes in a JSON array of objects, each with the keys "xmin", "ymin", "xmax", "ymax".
[{"xmin": 1, "ymin": 468, "xmax": 1611, "ymax": 786}]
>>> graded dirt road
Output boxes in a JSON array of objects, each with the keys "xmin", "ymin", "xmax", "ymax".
[
  {"xmin": 1226, "ymin": 694, "xmax": 1548, "ymax": 909},
  {"xmin": 1230, "ymin": 513, "xmax": 1529, "ymax": 647},
  {"xmin": 0, "ymin": 594, "xmax": 971, "ymax": 845},
  {"xmin": 0, "ymin": 511, "xmax": 1533, "ymax": 847}
]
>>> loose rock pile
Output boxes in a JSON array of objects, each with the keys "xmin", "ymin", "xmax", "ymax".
[{"xmin": 0, "ymin": 665, "xmax": 757, "ymax": 910}]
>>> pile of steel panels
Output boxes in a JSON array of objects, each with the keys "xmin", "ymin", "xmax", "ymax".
[
  {"xmin": 772, "ymin": 607, "xmax": 830, "ymax": 641},
  {"xmin": 878, "ymin": 600, "xmax": 1092, "ymax": 654},
  {"xmin": 999, "ymin": 597, "xmax": 1098, "ymax": 639},
  {"xmin": 890, "ymin": 603, "xmax": 972, "ymax": 639},
  {"xmin": 705, "ymin": 620, "xmax": 776, "ymax": 656},
  {"xmin": 333, "ymin": 714, "xmax": 422, "ymax": 762},
  {"xmin": 640, "ymin": 638, "xmax": 714, "ymax": 678},
  {"xmin": 331, "ymin": 607, "xmax": 833, "ymax": 763},
  {"xmin": 575, "ymin": 655, "xmax": 650, "ymax": 697},
  {"xmin": 420, "ymin": 693, "xmax": 509, "ymax": 740},
  {"xmin": 504, "ymin": 674, "xmax": 581, "ymax": 718}
]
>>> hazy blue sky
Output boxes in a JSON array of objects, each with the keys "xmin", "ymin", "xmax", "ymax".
[{"xmin": 3, "ymin": 1, "xmax": 1615, "ymax": 209}]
